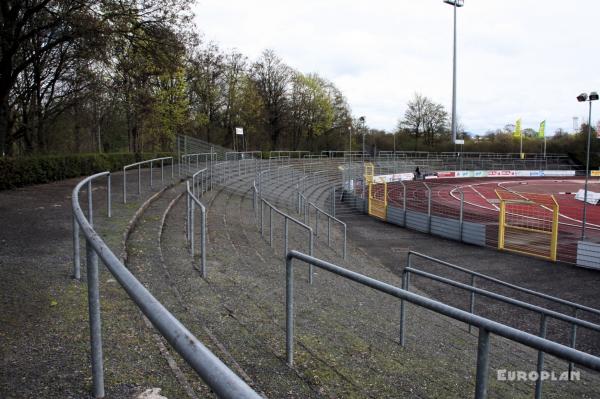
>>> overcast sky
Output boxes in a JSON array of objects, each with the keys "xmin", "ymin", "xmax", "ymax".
[{"xmin": 194, "ymin": 1, "xmax": 600, "ymax": 135}]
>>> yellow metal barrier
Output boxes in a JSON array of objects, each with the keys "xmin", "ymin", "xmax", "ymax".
[
  {"xmin": 368, "ymin": 177, "xmax": 387, "ymax": 220},
  {"xmin": 496, "ymin": 190, "xmax": 559, "ymax": 262}
]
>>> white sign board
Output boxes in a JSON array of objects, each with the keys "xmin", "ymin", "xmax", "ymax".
[
  {"xmin": 235, "ymin": 127, "xmax": 244, "ymax": 135},
  {"xmin": 455, "ymin": 139, "xmax": 465, "ymax": 145}
]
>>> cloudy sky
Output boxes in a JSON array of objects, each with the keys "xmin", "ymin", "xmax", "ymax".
[{"xmin": 194, "ymin": 1, "xmax": 600, "ymax": 135}]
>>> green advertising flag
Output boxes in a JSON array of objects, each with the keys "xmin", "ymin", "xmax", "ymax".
[
  {"xmin": 514, "ymin": 118, "xmax": 522, "ymax": 137},
  {"xmin": 538, "ymin": 120, "xmax": 545, "ymax": 138}
]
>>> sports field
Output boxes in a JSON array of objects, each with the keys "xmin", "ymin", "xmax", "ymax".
[{"xmin": 384, "ymin": 177, "xmax": 600, "ymax": 263}]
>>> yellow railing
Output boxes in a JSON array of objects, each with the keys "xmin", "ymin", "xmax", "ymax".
[{"xmin": 496, "ymin": 190, "xmax": 559, "ymax": 262}]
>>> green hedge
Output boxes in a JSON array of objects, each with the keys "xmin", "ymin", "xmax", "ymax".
[{"xmin": 0, "ymin": 152, "xmax": 174, "ymax": 190}]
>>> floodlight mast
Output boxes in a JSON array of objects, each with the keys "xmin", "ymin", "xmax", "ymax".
[
  {"xmin": 444, "ymin": 0, "xmax": 464, "ymax": 146},
  {"xmin": 577, "ymin": 91, "xmax": 598, "ymax": 240}
]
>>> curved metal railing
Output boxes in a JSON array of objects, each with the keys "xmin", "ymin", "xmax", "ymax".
[
  {"xmin": 123, "ymin": 157, "xmax": 174, "ymax": 203},
  {"xmin": 72, "ymin": 171, "xmax": 260, "ymax": 399}
]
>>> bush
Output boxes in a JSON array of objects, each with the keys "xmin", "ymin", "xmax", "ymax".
[{"xmin": 0, "ymin": 152, "xmax": 174, "ymax": 190}]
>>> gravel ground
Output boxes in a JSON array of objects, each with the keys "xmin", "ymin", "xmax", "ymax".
[
  {"xmin": 0, "ymin": 171, "xmax": 189, "ymax": 398},
  {"xmin": 2, "ymin": 161, "xmax": 600, "ymax": 399}
]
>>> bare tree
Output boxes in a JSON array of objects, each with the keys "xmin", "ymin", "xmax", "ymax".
[{"xmin": 250, "ymin": 49, "xmax": 292, "ymax": 149}]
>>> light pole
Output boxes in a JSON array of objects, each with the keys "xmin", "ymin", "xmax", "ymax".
[
  {"xmin": 359, "ymin": 116, "xmax": 366, "ymax": 161},
  {"xmin": 577, "ymin": 91, "xmax": 598, "ymax": 240},
  {"xmin": 348, "ymin": 125, "xmax": 352, "ymax": 153},
  {"xmin": 443, "ymin": 0, "xmax": 464, "ymax": 145}
]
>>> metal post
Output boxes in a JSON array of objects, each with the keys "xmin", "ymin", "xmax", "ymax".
[
  {"xmin": 582, "ymin": 100, "xmax": 593, "ymax": 240},
  {"xmin": 87, "ymin": 181, "xmax": 93, "ymax": 227},
  {"xmin": 343, "ymin": 226, "xmax": 347, "ymax": 260},
  {"xmin": 73, "ymin": 214, "xmax": 80, "ymax": 280},
  {"xmin": 450, "ymin": 0, "xmax": 458, "ymax": 145},
  {"xmin": 535, "ymin": 315, "xmax": 548, "ymax": 399},
  {"xmin": 269, "ymin": 207, "xmax": 273, "ymax": 246},
  {"xmin": 105, "ymin": 174, "xmax": 111, "ymax": 217},
  {"xmin": 459, "ymin": 187, "xmax": 464, "ymax": 241},
  {"xmin": 569, "ymin": 308, "xmax": 579, "ymax": 375},
  {"xmin": 474, "ymin": 328, "xmax": 490, "ymax": 399},
  {"xmin": 425, "ymin": 183, "xmax": 431, "ymax": 233},
  {"xmin": 150, "ymin": 161, "xmax": 153, "ymax": 188},
  {"xmin": 308, "ymin": 232, "xmax": 314, "ymax": 285},
  {"xmin": 177, "ymin": 136, "xmax": 181, "ymax": 177},
  {"xmin": 332, "ymin": 186, "xmax": 336, "ymax": 217},
  {"xmin": 201, "ymin": 207, "xmax": 206, "ymax": 279},
  {"xmin": 123, "ymin": 168, "xmax": 127, "ymax": 204},
  {"xmin": 285, "ymin": 257, "xmax": 294, "ymax": 366},
  {"xmin": 171, "ymin": 157, "xmax": 174, "ymax": 179},
  {"xmin": 86, "ymin": 240, "xmax": 104, "ymax": 398},
  {"xmin": 190, "ymin": 201, "xmax": 195, "ymax": 255},
  {"xmin": 327, "ymin": 217, "xmax": 331, "ymax": 248},
  {"xmin": 260, "ymin": 201, "xmax": 264, "ymax": 235},
  {"xmin": 400, "ymin": 270, "xmax": 407, "ymax": 346},
  {"xmin": 138, "ymin": 165, "xmax": 141, "ymax": 195},
  {"xmin": 161, "ymin": 159, "xmax": 164, "ymax": 184},
  {"xmin": 469, "ymin": 274, "xmax": 475, "ymax": 333},
  {"xmin": 284, "ymin": 218, "xmax": 289, "ymax": 257},
  {"xmin": 315, "ymin": 208, "xmax": 319, "ymax": 237}
]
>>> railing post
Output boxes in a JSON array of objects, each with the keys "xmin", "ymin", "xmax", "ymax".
[
  {"xmin": 260, "ymin": 200, "xmax": 264, "ymax": 236},
  {"xmin": 150, "ymin": 161, "xmax": 153, "ymax": 188},
  {"xmin": 535, "ymin": 315, "xmax": 548, "ymax": 399},
  {"xmin": 315, "ymin": 207, "xmax": 319, "ymax": 237},
  {"xmin": 425, "ymin": 182, "xmax": 432, "ymax": 233},
  {"xmin": 107, "ymin": 174, "xmax": 111, "ymax": 218},
  {"xmin": 284, "ymin": 218, "xmax": 289, "ymax": 257},
  {"xmin": 161, "ymin": 159, "xmax": 164, "ymax": 184},
  {"xmin": 138, "ymin": 165, "xmax": 141, "ymax": 195},
  {"xmin": 269, "ymin": 207, "xmax": 273, "ymax": 247},
  {"xmin": 327, "ymin": 216, "xmax": 331, "ymax": 248},
  {"xmin": 474, "ymin": 328, "xmax": 490, "ymax": 399},
  {"xmin": 123, "ymin": 167, "xmax": 127, "ymax": 204},
  {"xmin": 186, "ymin": 192, "xmax": 190, "ymax": 242},
  {"xmin": 171, "ymin": 157, "xmax": 174, "ymax": 179},
  {"xmin": 343, "ymin": 225, "xmax": 347, "ymax": 260},
  {"xmin": 286, "ymin": 256, "xmax": 294, "ymax": 366},
  {"xmin": 308, "ymin": 231, "xmax": 314, "ymax": 284},
  {"xmin": 400, "ymin": 269, "xmax": 407, "ymax": 346},
  {"xmin": 72, "ymin": 214, "xmax": 80, "ymax": 280},
  {"xmin": 569, "ymin": 308, "xmax": 579, "ymax": 375},
  {"xmin": 190, "ymin": 201, "xmax": 195, "ymax": 255},
  {"xmin": 459, "ymin": 187, "xmax": 464, "ymax": 241},
  {"xmin": 332, "ymin": 186, "xmax": 336, "ymax": 217},
  {"xmin": 401, "ymin": 181, "xmax": 407, "ymax": 226},
  {"xmin": 469, "ymin": 275, "xmax": 476, "ymax": 333},
  {"xmin": 88, "ymin": 181, "xmax": 94, "ymax": 227},
  {"xmin": 86, "ymin": 239, "xmax": 105, "ymax": 398},
  {"xmin": 201, "ymin": 207, "xmax": 206, "ymax": 279}
]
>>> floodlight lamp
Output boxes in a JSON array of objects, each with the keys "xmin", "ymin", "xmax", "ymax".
[
  {"xmin": 577, "ymin": 93, "xmax": 588, "ymax": 102},
  {"xmin": 443, "ymin": 0, "xmax": 464, "ymax": 7},
  {"xmin": 589, "ymin": 92, "xmax": 599, "ymax": 101},
  {"xmin": 359, "ymin": 116, "xmax": 365, "ymax": 123}
]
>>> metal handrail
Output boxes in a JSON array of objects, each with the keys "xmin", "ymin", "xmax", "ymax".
[
  {"xmin": 72, "ymin": 172, "xmax": 260, "ymax": 399},
  {"xmin": 186, "ymin": 180, "xmax": 207, "ymax": 277},
  {"xmin": 181, "ymin": 152, "xmax": 215, "ymax": 176},
  {"xmin": 253, "ymin": 175, "xmax": 315, "ymax": 284},
  {"xmin": 72, "ymin": 171, "xmax": 111, "ymax": 280},
  {"xmin": 298, "ymin": 191, "xmax": 347, "ymax": 259},
  {"xmin": 191, "ymin": 167, "xmax": 208, "ymax": 199},
  {"xmin": 285, "ymin": 250, "xmax": 600, "ymax": 399},
  {"xmin": 407, "ymin": 251, "xmax": 600, "ymax": 318},
  {"xmin": 123, "ymin": 157, "xmax": 174, "ymax": 203}
]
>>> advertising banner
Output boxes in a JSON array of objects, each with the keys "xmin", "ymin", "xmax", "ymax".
[
  {"xmin": 542, "ymin": 170, "xmax": 576, "ymax": 177},
  {"xmin": 437, "ymin": 171, "xmax": 456, "ymax": 178},
  {"xmin": 488, "ymin": 170, "xmax": 516, "ymax": 177}
]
